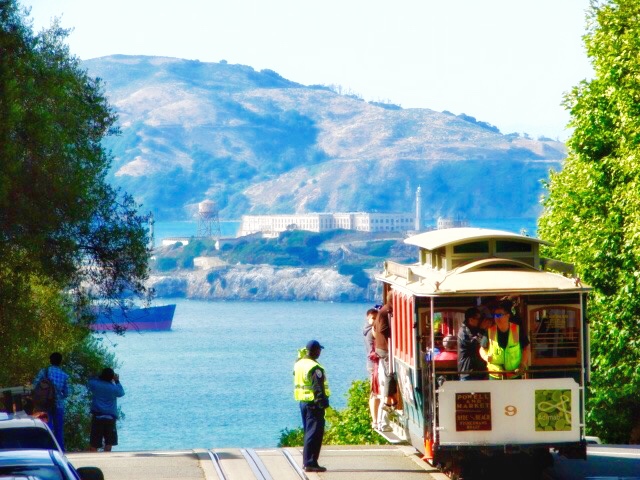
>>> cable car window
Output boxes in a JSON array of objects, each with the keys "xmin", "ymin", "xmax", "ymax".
[
  {"xmin": 495, "ymin": 240, "xmax": 532, "ymax": 253},
  {"xmin": 433, "ymin": 311, "xmax": 463, "ymax": 337},
  {"xmin": 453, "ymin": 241, "xmax": 489, "ymax": 254},
  {"xmin": 478, "ymin": 263, "xmax": 525, "ymax": 270},
  {"xmin": 530, "ymin": 307, "xmax": 580, "ymax": 362}
]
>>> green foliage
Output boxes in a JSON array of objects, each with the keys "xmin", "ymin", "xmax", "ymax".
[
  {"xmin": 278, "ymin": 427, "xmax": 304, "ymax": 447},
  {"xmin": 337, "ymin": 264, "xmax": 372, "ymax": 288},
  {"xmin": 0, "ymin": 0, "xmax": 150, "ymax": 303},
  {"xmin": 363, "ymin": 240, "xmax": 396, "ymax": 258},
  {"xmin": 155, "ymin": 257, "xmax": 178, "ymax": 272},
  {"xmin": 0, "ymin": 1, "xmax": 148, "ymax": 450},
  {"xmin": 538, "ymin": 0, "xmax": 640, "ymax": 443},
  {"xmin": 278, "ymin": 380, "xmax": 387, "ymax": 447},
  {"xmin": 349, "ymin": 270, "xmax": 371, "ymax": 289},
  {"xmin": 324, "ymin": 380, "xmax": 386, "ymax": 445},
  {"xmin": 218, "ymin": 231, "xmax": 328, "ymax": 267},
  {"xmin": 0, "ymin": 275, "xmax": 115, "ymax": 451},
  {"xmin": 0, "ymin": 278, "xmax": 84, "ymax": 387},
  {"xmin": 337, "ymin": 264, "xmax": 360, "ymax": 276},
  {"xmin": 171, "ymin": 238, "xmax": 217, "ymax": 269}
]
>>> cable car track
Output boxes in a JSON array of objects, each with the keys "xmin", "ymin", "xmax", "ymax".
[
  {"xmin": 281, "ymin": 449, "xmax": 309, "ymax": 480},
  {"xmin": 207, "ymin": 450, "xmax": 228, "ymax": 480},
  {"xmin": 240, "ymin": 448, "xmax": 273, "ymax": 480},
  {"xmin": 207, "ymin": 448, "xmax": 308, "ymax": 480}
]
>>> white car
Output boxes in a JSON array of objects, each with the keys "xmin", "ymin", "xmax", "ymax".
[
  {"xmin": 0, "ymin": 449, "xmax": 103, "ymax": 480},
  {"xmin": 0, "ymin": 412, "xmax": 62, "ymax": 452}
]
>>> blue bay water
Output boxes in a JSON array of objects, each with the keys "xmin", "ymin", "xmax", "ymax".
[{"xmin": 106, "ymin": 299, "xmax": 369, "ymax": 451}]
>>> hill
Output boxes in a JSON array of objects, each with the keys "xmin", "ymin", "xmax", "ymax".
[{"xmin": 84, "ymin": 55, "xmax": 566, "ymax": 220}]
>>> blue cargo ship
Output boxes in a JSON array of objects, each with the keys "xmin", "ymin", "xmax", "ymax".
[{"xmin": 91, "ymin": 304, "xmax": 176, "ymax": 331}]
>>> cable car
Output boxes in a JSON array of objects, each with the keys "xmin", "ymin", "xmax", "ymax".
[{"xmin": 375, "ymin": 228, "xmax": 590, "ymax": 478}]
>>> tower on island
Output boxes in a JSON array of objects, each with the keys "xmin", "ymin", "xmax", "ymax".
[{"xmin": 197, "ymin": 199, "xmax": 222, "ymax": 244}]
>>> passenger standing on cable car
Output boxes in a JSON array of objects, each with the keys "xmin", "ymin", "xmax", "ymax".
[
  {"xmin": 293, "ymin": 340, "xmax": 330, "ymax": 473},
  {"xmin": 374, "ymin": 293, "xmax": 394, "ymax": 408},
  {"xmin": 363, "ymin": 307, "xmax": 381, "ymax": 429},
  {"xmin": 458, "ymin": 307, "xmax": 488, "ymax": 380},
  {"xmin": 481, "ymin": 301, "xmax": 530, "ymax": 379}
]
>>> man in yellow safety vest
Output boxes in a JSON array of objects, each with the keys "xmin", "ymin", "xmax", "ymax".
[
  {"xmin": 293, "ymin": 340, "xmax": 330, "ymax": 472},
  {"xmin": 481, "ymin": 301, "xmax": 530, "ymax": 379}
]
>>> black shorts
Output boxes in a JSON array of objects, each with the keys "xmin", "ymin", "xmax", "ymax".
[{"xmin": 90, "ymin": 416, "xmax": 118, "ymax": 448}]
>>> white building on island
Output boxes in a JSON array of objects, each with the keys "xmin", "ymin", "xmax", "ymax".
[{"xmin": 238, "ymin": 212, "xmax": 414, "ymax": 237}]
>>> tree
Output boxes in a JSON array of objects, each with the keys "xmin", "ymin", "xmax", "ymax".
[
  {"xmin": 538, "ymin": 0, "xmax": 640, "ymax": 443},
  {"xmin": 0, "ymin": 0, "xmax": 150, "ymax": 449},
  {"xmin": 0, "ymin": 0, "xmax": 150, "ymax": 315}
]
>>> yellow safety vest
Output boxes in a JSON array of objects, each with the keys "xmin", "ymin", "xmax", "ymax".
[
  {"xmin": 486, "ymin": 323, "xmax": 522, "ymax": 379},
  {"xmin": 293, "ymin": 358, "xmax": 331, "ymax": 402}
]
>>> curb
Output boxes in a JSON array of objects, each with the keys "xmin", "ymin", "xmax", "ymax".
[{"xmin": 193, "ymin": 449, "xmax": 218, "ymax": 480}]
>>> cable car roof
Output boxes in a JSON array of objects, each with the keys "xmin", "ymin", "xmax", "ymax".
[
  {"xmin": 376, "ymin": 258, "xmax": 591, "ymax": 296},
  {"xmin": 404, "ymin": 227, "xmax": 550, "ymax": 250}
]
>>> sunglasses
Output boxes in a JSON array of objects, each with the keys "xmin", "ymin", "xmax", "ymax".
[{"xmin": 493, "ymin": 313, "xmax": 506, "ymax": 319}]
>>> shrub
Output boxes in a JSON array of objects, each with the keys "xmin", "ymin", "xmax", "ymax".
[
  {"xmin": 156, "ymin": 257, "xmax": 177, "ymax": 271},
  {"xmin": 278, "ymin": 379, "xmax": 387, "ymax": 447},
  {"xmin": 350, "ymin": 270, "xmax": 370, "ymax": 289}
]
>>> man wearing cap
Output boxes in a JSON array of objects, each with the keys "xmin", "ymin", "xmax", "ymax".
[{"xmin": 293, "ymin": 340, "xmax": 330, "ymax": 473}]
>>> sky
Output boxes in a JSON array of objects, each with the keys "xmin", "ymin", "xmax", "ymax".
[{"xmin": 23, "ymin": 0, "xmax": 593, "ymax": 140}]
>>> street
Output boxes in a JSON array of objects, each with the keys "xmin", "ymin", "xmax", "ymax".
[{"xmin": 549, "ymin": 445, "xmax": 640, "ymax": 479}]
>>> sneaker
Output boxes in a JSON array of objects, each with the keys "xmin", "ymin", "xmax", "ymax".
[
  {"xmin": 304, "ymin": 465, "xmax": 327, "ymax": 472},
  {"xmin": 379, "ymin": 425, "xmax": 393, "ymax": 432}
]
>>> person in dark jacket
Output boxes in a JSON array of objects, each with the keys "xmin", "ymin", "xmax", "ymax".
[
  {"xmin": 88, "ymin": 368, "xmax": 125, "ymax": 452},
  {"xmin": 457, "ymin": 307, "xmax": 488, "ymax": 380},
  {"xmin": 293, "ymin": 340, "xmax": 330, "ymax": 472}
]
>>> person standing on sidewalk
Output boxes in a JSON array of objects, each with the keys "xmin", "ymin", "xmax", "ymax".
[
  {"xmin": 88, "ymin": 368, "xmax": 125, "ymax": 452},
  {"xmin": 33, "ymin": 352, "xmax": 69, "ymax": 451},
  {"xmin": 293, "ymin": 340, "xmax": 330, "ymax": 473}
]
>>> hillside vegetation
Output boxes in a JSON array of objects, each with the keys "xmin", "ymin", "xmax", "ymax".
[
  {"xmin": 148, "ymin": 230, "xmax": 414, "ymax": 302},
  {"xmin": 84, "ymin": 55, "xmax": 566, "ymax": 220}
]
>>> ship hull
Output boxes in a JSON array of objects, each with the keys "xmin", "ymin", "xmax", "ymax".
[{"xmin": 91, "ymin": 304, "xmax": 176, "ymax": 331}]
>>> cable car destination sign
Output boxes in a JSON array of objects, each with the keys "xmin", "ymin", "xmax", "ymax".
[{"xmin": 456, "ymin": 392, "xmax": 492, "ymax": 431}]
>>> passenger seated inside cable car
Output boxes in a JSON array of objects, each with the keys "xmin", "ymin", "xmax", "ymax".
[{"xmin": 419, "ymin": 296, "xmax": 584, "ymax": 381}]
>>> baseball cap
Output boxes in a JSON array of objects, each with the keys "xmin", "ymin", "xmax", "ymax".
[{"xmin": 306, "ymin": 340, "xmax": 324, "ymax": 350}]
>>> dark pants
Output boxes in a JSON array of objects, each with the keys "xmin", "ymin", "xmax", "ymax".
[
  {"xmin": 90, "ymin": 416, "xmax": 118, "ymax": 449},
  {"xmin": 47, "ymin": 406, "xmax": 65, "ymax": 451},
  {"xmin": 300, "ymin": 402, "xmax": 325, "ymax": 468}
]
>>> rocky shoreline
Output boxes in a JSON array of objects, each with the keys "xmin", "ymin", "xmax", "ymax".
[{"xmin": 148, "ymin": 265, "xmax": 375, "ymax": 302}]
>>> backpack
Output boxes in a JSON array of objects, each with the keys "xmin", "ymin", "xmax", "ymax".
[{"xmin": 32, "ymin": 367, "xmax": 56, "ymax": 411}]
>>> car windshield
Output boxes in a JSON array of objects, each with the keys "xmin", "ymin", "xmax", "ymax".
[
  {"xmin": 0, "ymin": 427, "xmax": 57, "ymax": 449},
  {"xmin": 0, "ymin": 465, "xmax": 65, "ymax": 480}
]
